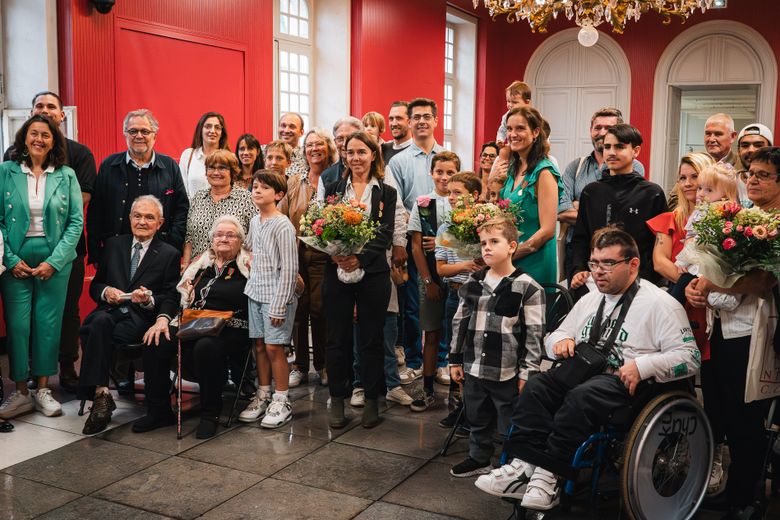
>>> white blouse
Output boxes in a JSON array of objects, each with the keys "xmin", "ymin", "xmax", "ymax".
[
  {"xmin": 21, "ymin": 163, "xmax": 54, "ymax": 237},
  {"xmin": 179, "ymin": 147, "xmax": 209, "ymax": 197}
]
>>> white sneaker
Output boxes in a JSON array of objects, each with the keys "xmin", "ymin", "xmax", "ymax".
[
  {"xmin": 399, "ymin": 367, "xmax": 422, "ymax": 385},
  {"xmin": 521, "ymin": 467, "xmax": 561, "ymax": 511},
  {"xmin": 238, "ymin": 392, "xmax": 271, "ymax": 423},
  {"xmin": 350, "ymin": 388, "xmax": 365, "ymax": 407},
  {"xmin": 435, "ymin": 366, "xmax": 451, "ymax": 385},
  {"xmin": 0, "ymin": 391, "xmax": 34, "ymax": 419},
  {"xmin": 288, "ymin": 369, "xmax": 306, "ymax": 388},
  {"xmin": 261, "ymin": 394, "xmax": 292, "ymax": 428},
  {"xmin": 33, "ymin": 388, "xmax": 62, "ymax": 417},
  {"xmin": 707, "ymin": 443, "xmax": 725, "ymax": 494},
  {"xmin": 386, "ymin": 386, "xmax": 414, "ymax": 406},
  {"xmin": 395, "ymin": 346, "xmax": 406, "ymax": 366},
  {"xmin": 475, "ymin": 458, "xmax": 535, "ymax": 499}
]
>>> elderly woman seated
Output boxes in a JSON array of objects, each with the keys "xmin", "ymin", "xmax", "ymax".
[{"xmin": 134, "ymin": 215, "xmax": 251, "ymax": 439}]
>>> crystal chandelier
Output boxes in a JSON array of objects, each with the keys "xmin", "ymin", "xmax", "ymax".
[{"xmin": 473, "ymin": 0, "xmax": 717, "ymax": 34}]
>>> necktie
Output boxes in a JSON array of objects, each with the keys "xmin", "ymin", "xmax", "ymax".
[{"xmin": 130, "ymin": 242, "xmax": 143, "ymax": 279}]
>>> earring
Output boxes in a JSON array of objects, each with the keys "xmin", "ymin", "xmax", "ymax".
[{"xmin": 22, "ymin": 147, "xmax": 29, "ymax": 158}]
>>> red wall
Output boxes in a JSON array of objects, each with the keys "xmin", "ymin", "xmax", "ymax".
[
  {"xmin": 57, "ymin": 0, "xmax": 274, "ymax": 165},
  {"xmin": 350, "ymin": 0, "xmax": 447, "ymax": 144}
]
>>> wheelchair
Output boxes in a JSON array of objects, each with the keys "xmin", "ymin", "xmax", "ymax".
[{"xmin": 505, "ymin": 379, "xmax": 713, "ymax": 520}]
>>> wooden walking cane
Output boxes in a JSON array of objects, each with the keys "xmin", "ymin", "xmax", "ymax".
[{"xmin": 177, "ymin": 312, "xmax": 183, "ymax": 440}]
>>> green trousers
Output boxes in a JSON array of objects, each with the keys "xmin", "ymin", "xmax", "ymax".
[{"xmin": 1, "ymin": 237, "xmax": 72, "ymax": 381}]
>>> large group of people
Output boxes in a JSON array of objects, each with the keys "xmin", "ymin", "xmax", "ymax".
[{"xmin": 0, "ymin": 84, "xmax": 778, "ymax": 519}]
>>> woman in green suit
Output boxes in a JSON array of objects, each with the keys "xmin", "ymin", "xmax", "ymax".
[{"xmin": 0, "ymin": 115, "xmax": 83, "ymax": 420}]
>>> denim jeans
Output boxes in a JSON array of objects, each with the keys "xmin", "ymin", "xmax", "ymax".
[
  {"xmin": 353, "ymin": 313, "xmax": 402, "ymax": 390},
  {"xmin": 403, "ymin": 247, "xmax": 422, "ymax": 369},
  {"xmin": 443, "ymin": 286, "xmax": 460, "ymax": 353}
]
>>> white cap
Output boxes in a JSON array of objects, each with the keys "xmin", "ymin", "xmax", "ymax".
[{"xmin": 737, "ymin": 123, "xmax": 773, "ymax": 145}]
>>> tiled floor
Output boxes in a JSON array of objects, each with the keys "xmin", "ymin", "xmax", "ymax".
[{"xmin": 2, "ymin": 364, "xmax": 779, "ymax": 520}]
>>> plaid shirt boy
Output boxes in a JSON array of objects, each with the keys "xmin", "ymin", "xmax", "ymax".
[{"xmin": 450, "ymin": 268, "xmax": 545, "ymax": 381}]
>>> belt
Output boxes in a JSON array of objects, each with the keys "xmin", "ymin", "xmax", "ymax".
[{"xmin": 448, "ymin": 282, "xmax": 463, "ymax": 291}]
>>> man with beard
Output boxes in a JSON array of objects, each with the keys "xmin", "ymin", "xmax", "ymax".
[
  {"xmin": 737, "ymin": 123, "xmax": 773, "ymax": 172},
  {"xmin": 557, "ymin": 108, "xmax": 644, "ymax": 280},
  {"xmin": 381, "ymin": 101, "xmax": 413, "ymax": 163}
]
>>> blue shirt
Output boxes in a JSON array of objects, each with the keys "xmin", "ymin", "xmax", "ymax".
[{"xmin": 386, "ymin": 142, "xmax": 445, "ymax": 212}]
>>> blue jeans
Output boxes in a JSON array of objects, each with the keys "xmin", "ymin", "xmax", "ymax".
[
  {"xmin": 443, "ymin": 286, "xmax": 460, "ymax": 354},
  {"xmin": 403, "ymin": 247, "xmax": 422, "ymax": 369},
  {"xmin": 353, "ymin": 313, "xmax": 402, "ymax": 390}
]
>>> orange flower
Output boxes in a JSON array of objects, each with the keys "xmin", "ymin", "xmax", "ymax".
[{"xmin": 343, "ymin": 210, "xmax": 363, "ymax": 225}]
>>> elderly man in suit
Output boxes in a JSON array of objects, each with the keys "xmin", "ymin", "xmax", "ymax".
[{"xmin": 78, "ymin": 195, "xmax": 180, "ymax": 435}]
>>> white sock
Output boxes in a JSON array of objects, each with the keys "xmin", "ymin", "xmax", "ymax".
[
  {"xmin": 259, "ymin": 385, "xmax": 271, "ymax": 398},
  {"xmin": 275, "ymin": 390, "xmax": 289, "ymax": 400}
]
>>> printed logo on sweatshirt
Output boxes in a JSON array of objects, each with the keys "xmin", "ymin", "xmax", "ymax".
[{"xmin": 680, "ymin": 326, "xmax": 695, "ymax": 344}]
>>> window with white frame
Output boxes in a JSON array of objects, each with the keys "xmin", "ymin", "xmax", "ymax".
[
  {"xmin": 275, "ymin": 0, "xmax": 312, "ymax": 130},
  {"xmin": 443, "ymin": 24, "xmax": 455, "ymax": 151}
]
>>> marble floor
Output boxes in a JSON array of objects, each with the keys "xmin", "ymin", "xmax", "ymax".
[{"xmin": 1, "ymin": 360, "xmax": 778, "ymax": 520}]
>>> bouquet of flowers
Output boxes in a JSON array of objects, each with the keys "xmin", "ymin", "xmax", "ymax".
[
  {"xmin": 436, "ymin": 197, "xmax": 522, "ymax": 259},
  {"xmin": 299, "ymin": 195, "xmax": 380, "ymax": 283},
  {"xmin": 685, "ymin": 200, "xmax": 780, "ymax": 287}
]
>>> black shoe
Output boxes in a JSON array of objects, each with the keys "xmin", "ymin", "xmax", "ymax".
[
  {"xmin": 59, "ymin": 363, "xmax": 80, "ymax": 394},
  {"xmin": 439, "ymin": 405, "xmax": 463, "ymax": 428},
  {"xmin": 450, "ymin": 457, "xmax": 492, "ymax": 478},
  {"xmin": 132, "ymin": 413, "xmax": 175, "ymax": 433},
  {"xmin": 26, "ymin": 377, "xmax": 38, "ymax": 390},
  {"xmin": 82, "ymin": 393, "xmax": 116, "ymax": 435},
  {"xmin": 454, "ymin": 425, "xmax": 470, "ymax": 438},
  {"xmin": 196, "ymin": 417, "xmax": 219, "ymax": 439}
]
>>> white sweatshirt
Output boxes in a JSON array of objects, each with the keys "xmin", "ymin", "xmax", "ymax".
[{"xmin": 546, "ymin": 279, "xmax": 701, "ymax": 382}]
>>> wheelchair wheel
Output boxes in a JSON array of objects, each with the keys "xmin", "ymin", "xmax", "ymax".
[{"xmin": 620, "ymin": 391, "xmax": 713, "ymax": 520}]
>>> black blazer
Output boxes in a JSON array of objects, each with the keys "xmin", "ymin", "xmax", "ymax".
[
  {"xmin": 324, "ymin": 177, "xmax": 396, "ymax": 274},
  {"xmin": 87, "ymin": 151, "xmax": 189, "ymax": 265},
  {"xmin": 89, "ymin": 235, "xmax": 181, "ymax": 328}
]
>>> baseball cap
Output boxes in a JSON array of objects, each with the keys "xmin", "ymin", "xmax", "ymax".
[{"xmin": 737, "ymin": 123, "xmax": 773, "ymax": 145}]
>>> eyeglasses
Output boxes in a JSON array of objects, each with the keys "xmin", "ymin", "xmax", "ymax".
[
  {"xmin": 411, "ymin": 114, "xmax": 434, "ymax": 122},
  {"xmin": 746, "ymin": 170, "xmax": 779, "ymax": 181},
  {"xmin": 587, "ymin": 257, "xmax": 631, "ymax": 272},
  {"xmin": 305, "ymin": 141, "xmax": 327, "ymax": 150},
  {"xmin": 481, "ymin": 153, "xmax": 497, "ymax": 159},
  {"xmin": 213, "ymin": 232, "xmax": 239, "ymax": 240},
  {"xmin": 206, "ymin": 165, "xmax": 231, "ymax": 173},
  {"xmin": 126, "ymin": 128, "xmax": 154, "ymax": 136}
]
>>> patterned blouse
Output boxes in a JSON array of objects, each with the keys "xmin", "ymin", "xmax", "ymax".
[{"xmin": 185, "ymin": 186, "xmax": 257, "ymax": 258}]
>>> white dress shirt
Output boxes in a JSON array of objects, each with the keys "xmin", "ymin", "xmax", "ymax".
[{"xmin": 179, "ymin": 147, "xmax": 209, "ymax": 197}]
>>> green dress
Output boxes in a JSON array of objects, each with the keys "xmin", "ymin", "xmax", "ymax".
[{"xmin": 498, "ymin": 157, "xmax": 563, "ymax": 286}]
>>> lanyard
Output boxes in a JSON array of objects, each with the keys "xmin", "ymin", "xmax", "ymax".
[{"xmin": 588, "ymin": 279, "xmax": 639, "ymax": 353}]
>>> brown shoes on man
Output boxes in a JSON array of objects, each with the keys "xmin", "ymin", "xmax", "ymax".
[{"xmin": 82, "ymin": 392, "xmax": 117, "ymax": 435}]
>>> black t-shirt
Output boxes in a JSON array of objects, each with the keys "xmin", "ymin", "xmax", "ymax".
[{"xmin": 4, "ymin": 138, "xmax": 97, "ymax": 256}]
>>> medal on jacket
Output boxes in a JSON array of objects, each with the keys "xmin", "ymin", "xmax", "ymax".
[{"xmin": 226, "ymin": 267, "xmax": 235, "ymax": 280}]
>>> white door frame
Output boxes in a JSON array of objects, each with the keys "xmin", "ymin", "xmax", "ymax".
[{"xmin": 650, "ymin": 20, "xmax": 777, "ymax": 189}]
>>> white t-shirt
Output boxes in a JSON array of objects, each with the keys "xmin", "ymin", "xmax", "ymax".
[{"xmin": 546, "ymin": 279, "xmax": 701, "ymax": 382}]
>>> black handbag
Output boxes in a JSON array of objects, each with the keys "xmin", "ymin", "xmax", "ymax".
[{"xmin": 551, "ymin": 280, "xmax": 639, "ymax": 389}]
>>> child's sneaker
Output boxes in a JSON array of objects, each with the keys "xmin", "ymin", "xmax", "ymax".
[
  {"xmin": 410, "ymin": 389, "xmax": 435, "ymax": 412},
  {"xmin": 386, "ymin": 386, "xmax": 413, "ymax": 405},
  {"xmin": 261, "ymin": 394, "xmax": 292, "ymax": 428},
  {"xmin": 238, "ymin": 392, "xmax": 271, "ymax": 423},
  {"xmin": 288, "ymin": 369, "xmax": 306, "ymax": 387},
  {"xmin": 33, "ymin": 388, "xmax": 62, "ymax": 417},
  {"xmin": 450, "ymin": 457, "xmax": 492, "ymax": 478}
]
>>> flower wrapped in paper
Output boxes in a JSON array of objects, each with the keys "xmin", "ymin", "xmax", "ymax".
[
  {"xmin": 436, "ymin": 197, "xmax": 522, "ymax": 260},
  {"xmin": 685, "ymin": 201, "xmax": 780, "ymax": 287},
  {"xmin": 299, "ymin": 195, "xmax": 380, "ymax": 283}
]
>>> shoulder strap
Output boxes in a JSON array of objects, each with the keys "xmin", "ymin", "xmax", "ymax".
[
  {"xmin": 588, "ymin": 279, "xmax": 640, "ymax": 352},
  {"xmin": 186, "ymin": 148, "xmax": 195, "ymax": 173},
  {"xmin": 575, "ymin": 155, "xmax": 587, "ymax": 179}
]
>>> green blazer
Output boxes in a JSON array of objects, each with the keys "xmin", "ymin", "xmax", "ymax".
[{"xmin": 0, "ymin": 161, "xmax": 84, "ymax": 271}]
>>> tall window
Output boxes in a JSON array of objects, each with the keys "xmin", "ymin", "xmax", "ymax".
[
  {"xmin": 275, "ymin": 0, "xmax": 312, "ymax": 129},
  {"xmin": 443, "ymin": 24, "xmax": 455, "ymax": 151}
]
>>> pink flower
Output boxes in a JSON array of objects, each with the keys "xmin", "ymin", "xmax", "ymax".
[
  {"xmin": 416, "ymin": 195, "xmax": 432, "ymax": 208},
  {"xmin": 722, "ymin": 237, "xmax": 737, "ymax": 250},
  {"xmin": 769, "ymin": 229, "xmax": 779, "ymax": 238},
  {"xmin": 314, "ymin": 227, "xmax": 323, "ymax": 236},
  {"xmin": 736, "ymin": 225, "xmax": 744, "ymax": 232},
  {"xmin": 314, "ymin": 218, "xmax": 324, "ymax": 227},
  {"xmin": 497, "ymin": 199, "xmax": 510, "ymax": 210},
  {"xmin": 722, "ymin": 227, "xmax": 731, "ymax": 235},
  {"xmin": 724, "ymin": 221, "xmax": 733, "ymax": 228},
  {"xmin": 743, "ymin": 226, "xmax": 753, "ymax": 238}
]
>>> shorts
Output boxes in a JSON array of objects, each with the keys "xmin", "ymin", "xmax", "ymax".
[
  {"xmin": 418, "ymin": 279, "xmax": 445, "ymax": 332},
  {"xmin": 248, "ymin": 298, "xmax": 297, "ymax": 345}
]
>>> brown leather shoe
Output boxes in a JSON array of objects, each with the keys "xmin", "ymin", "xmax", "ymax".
[
  {"xmin": 59, "ymin": 362, "xmax": 79, "ymax": 393},
  {"xmin": 82, "ymin": 392, "xmax": 117, "ymax": 435}
]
